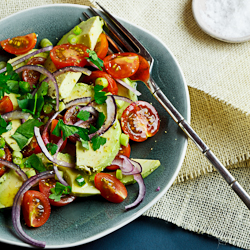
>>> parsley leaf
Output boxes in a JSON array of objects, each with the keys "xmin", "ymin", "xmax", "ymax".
[
  {"xmin": 96, "ymin": 112, "xmax": 105, "ymax": 129},
  {"xmin": 24, "ymin": 154, "xmax": 46, "ymax": 173},
  {"xmin": 46, "ymin": 142, "xmax": 58, "ymax": 155},
  {"xmin": 86, "ymin": 49, "xmax": 104, "ymax": 70},
  {"xmin": 12, "ymin": 119, "xmax": 43, "ymax": 149},
  {"xmin": 52, "ymin": 119, "xmax": 79, "ymax": 141},
  {"xmin": 80, "ymin": 138, "xmax": 89, "ymax": 150},
  {"xmin": 49, "ymin": 182, "xmax": 72, "ymax": 202},
  {"xmin": 91, "ymin": 135, "xmax": 106, "ymax": 151},
  {"xmin": 0, "ymin": 117, "xmax": 12, "ymax": 135},
  {"xmin": 94, "ymin": 85, "xmax": 107, "ymax": 104},
  {"xmin": 77, "ymin": 110, "xmax": 90, "ymax": 121}
]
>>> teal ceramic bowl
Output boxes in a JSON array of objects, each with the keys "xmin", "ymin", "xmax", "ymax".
[{"xmin": 0, "ymin": 4, "xmax": 190, "ymax": 248}]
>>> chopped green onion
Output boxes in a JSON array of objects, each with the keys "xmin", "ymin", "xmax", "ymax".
[
  {"xmin": 116, "ymin": 169, "xmax": 123, "ymax": 180},
  {"xmin": 0, "ymin": 149, "xmax": 5, "ymax": 158},
  {"xmin": 43, "ymin": 103, "xmax": 53, "ymax": 114},
  {"xmin": 120, "ymin": 133, "xmax": 129, "ymax": 146},
  {"xmin": 0, "ymin": 137, "xmax": 5, "ymax": 148},
  {"xmin": 75, "ymin": 174, "xmax": 86, "ymax": 187},
  {"xmin": 12, "ymin": 150, "xmax": 23, "ymax": 159},
  {"xmin": 26, "ymin": 169, "xmax": 36, "ymax": 178},
  {"xmin": 95, "ymin": 77, "xmax": 109, "ymax": 88},
  {"xmin": 73, "ymin": 25, "xmax": 82, "ymax": 35},
  {"xmin": 13, "ymin": 157, "xmax": 24, "ymax": 168},
  {"xmin": 40, "ymin": 38, "xmax": 53, "ymax": 48},
  {"xmin": 68, "ymin": 34, "xmax": 79, "ymax": 44}
]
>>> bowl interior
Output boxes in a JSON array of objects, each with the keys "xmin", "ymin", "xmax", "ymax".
[{"xmin": 0, "ymin": 4, "xmax": 190, "ymax": 248}]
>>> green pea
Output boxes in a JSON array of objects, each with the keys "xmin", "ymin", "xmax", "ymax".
[
  {"xmin": 95, "ymin": 77, "xmax": 109, "ymax": 88},
  {"xmin": 0, "ymin": 137, "xmax": 5, "ymax": 148},
  {"xmin": 0, "ymin": 149, "xmax": 5, "ymax": 158},
  {"xmin": 73, "ymin": 26, "xmax": 82, "ymax": 35}
]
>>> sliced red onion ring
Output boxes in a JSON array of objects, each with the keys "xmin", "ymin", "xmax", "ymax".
[
  {"xmin": 0, "ymin": 159, "xmax": 27, "ymax": 181},
  {"xmin": 0, "ymin": 46, "xmax": 53, "ymax": 74},
  {"xmin": 125, "ymin": 173, "xmax": 146, "ymax": 210},
  {"xmin": 52, "ymin": 66, "xmax": 91, "ymax": 77},
  {"xmin": 1, "ymin": 110, "xmax": 30, "ymax": 122},
  {"xmin": 88, "ymin": 95, "xmax": 117, "ymax": 139},
  {"xmin": 112, "ymin": 95, "xmax": 134, "ymax": 104},
  {"xmin": 15, "ymin": 65, "xmax": 59, "ymax": 111},
  {"xmin": 65, "ymin": 97, "xmax": 92, "ymax": 109},
  {"xmin": 116, "ymin": 79, "xmax": 141, "ymax": 96},
  {"xmin": 12, "ymin": 170, "xmax": 55, "ymax": 248},
  {"xmin": 53, "ymin": 165, "xmax": 68, "ymax": 187},
  {"xmin": 34, "ymin": 126, "xmax": 74, "ymax": 168}
]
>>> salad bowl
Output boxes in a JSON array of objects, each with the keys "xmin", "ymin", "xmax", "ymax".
[{"xmin": 0, "ymin": 4, "xmax": 190, "ymax": 248}]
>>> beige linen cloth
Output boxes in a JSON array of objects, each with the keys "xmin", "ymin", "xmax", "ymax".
[{"xmin": 1, "ymin": 0, "xmax": 250, "ymax": 249}]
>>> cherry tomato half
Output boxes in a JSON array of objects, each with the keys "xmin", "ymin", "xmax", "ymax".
[
  {"xmin": 94, "ymin": 173, "xmax": 127, "ymax": 203},
  {"xmin": 94, "ymin": 33, "xmax": 109, "ymax": 59},
  {"xmin": 103, "ymin": 52, "xmax": 140, "ymax": 79},
  {"xmin": 130, "ymin": 55, "xmax": 150, "ymax": 83},
  {"xmin": 22, "ymin": 136, "xmax": 42, "ymax": 158},
  {"xmin": 106, "ymin": 143, "xmax": 131, "ymax": 170},
  {"xmin": 121, "ymin": 101, "xmax": 160, "ymax": 142},
  {"xmin": 39, "ymin": 178, "xmax": 76, "ymax": 207},
  {"xmin": 50, "ymin": 44, "xmax": 89, "ymax": 69},
  {"xmin": 22, "ymin": 190, "xmax": 51, "ymax": 227},
  {"xmin": 1, "ymin": 33, "xmax": 37, "ymax": 55},
  {"xmin": 22, "ymin": 57, "xmax": 46, "ymax": 89},
  {"xmin": 0, "ymin": 146, "xmax": 12, "ymax": 177},
  {"xmin": 83, "ymin": 70, "xmax": 118, "ymax": 95},
  {"xmin": 0, "ymin": 96, "xmax": 13, "ymax": 115}
]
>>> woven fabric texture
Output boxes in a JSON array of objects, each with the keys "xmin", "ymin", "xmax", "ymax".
[{"xmin": 1, "ymin": 0, "xmax": 250, "ymax": 249}]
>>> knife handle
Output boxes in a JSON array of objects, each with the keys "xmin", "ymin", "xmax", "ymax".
[{"xmin": 152, "ymin": 84, "xmax": 250, "ymax": 210}]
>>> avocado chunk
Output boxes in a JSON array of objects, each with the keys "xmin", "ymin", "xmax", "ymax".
[
  {"xmin": 59, "ymin": 167, "xmax": 100, "ymax": 197},
  {"xmin": 63, "ymin": 82, "xmax": 95, "ymax": 103},
  {"xmin": 76, "ymin": 119, "xmax": 121, "ymax": 173},
  {"xmin": 0, "ymin": 169, "xmax": 24, "ymax": 208},
  {"xmin": 57, "ymin": 16, "xmax": 104, "ymax": 50}
]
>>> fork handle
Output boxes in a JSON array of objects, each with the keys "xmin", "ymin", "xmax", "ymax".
[{"xmin": 150, "ymin": 78, "xmax": 250, "ymax": 210}]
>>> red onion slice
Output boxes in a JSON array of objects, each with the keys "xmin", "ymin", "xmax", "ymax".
[
  {"xmin": 116, "ymin": 79, "xmax": 141, "ymax": 96},
  {"xmin": 0, "ymin": 46, "xmax": 53, "ymax": 74},
  {"xmin": 53, "ymin": 165, "xmax": 68, "ymax": 186},
  {"xmin": 1, "ymin": 110, "xmax": 30, "ymax": 122},
  {"xmin": 0, "ymin": 159, "xmax": 27, "ymax": 181},
  {"xmin": 65, "ymin": 97, "xmax": 92, "ymax": 109},
  {"xmin": 125, "ymin": 173, "xmax": 146, "ymax": 210},
  {"xmin": 34, "ymin": 127, "xmax": 74, "ymax": 168},
  {"xmin": 112, "ymin": 95, "xmax": 134, "ymax": 104},
  {"xmin": 15, "ymin": 65, "xmax": 59, "ymax": 111},
  {"xmin": 12, "ymin": 170, "xmax": 55, "ymax": 248},
  {"xmin": 88, "ymin": 95, "xmax": 117, "ymax": 139}
]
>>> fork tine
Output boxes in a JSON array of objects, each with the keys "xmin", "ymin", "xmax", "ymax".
[
  {"xmin": 95, "ymin": 2, "xmax": 152, "ymax": 62},
  {"xmin": 89, "ymin": 6, "xmax": 135, "ymax": 53}
]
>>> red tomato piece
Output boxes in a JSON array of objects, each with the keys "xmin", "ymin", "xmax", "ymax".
[
  {"xmin": 83, "ymin": 70, "xmax": 118, "ymax": 95},
  {"xmin": 94, "ymin": 173, "xmax": 127, "ymax": 203},
  {"xmin": 22, "ymin": 136, "xmax": 42, "ymax": 158},
  {"xmin": 22, "ymin": 57, "xmax": 46, "ymax": 89},
  {"xmin": 103, "ymin": 52, "xmax": 140, "ymax": 79},
  {"xmin": 0, "ymin": 146, "xmax": 12, "ymax": 177},
  {"xmin": 0, "ymin": 96, "xmax": 13, "ymax": 115},
  {"xmin": 50, "ymin": 44, "xmax": 89, "ymax": 69},
  {"xmin": 39, "ymin": 178, "xmax": 76, "ymax": 207},
  {"xmin": 121, "ymin": 101, "xmax": 160, "ymax": 142},
  {"xmin": 106, "ymin": 143, "xmax": 131, "ymax": 170},
  {"xmin": 1, "ymin": 33, "xmax": 37, "ymax": 55},
  {"xmin": 94, "ymin": 33, "xmax": 109, "ymax": 59},
  {"xmin": 130, "ymin": 55, "xmax": 150, "ymax": 83},
  {"xmin": 22, "ymin": 190, "xmax": 51, "ymax": 227}
]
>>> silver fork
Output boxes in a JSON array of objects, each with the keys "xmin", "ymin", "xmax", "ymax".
[{"xmin": 87, "ymin": 2, "xmax": 250, "ymax": 210}]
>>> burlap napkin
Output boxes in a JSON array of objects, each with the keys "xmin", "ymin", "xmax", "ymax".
[{"xmin": 1, "ymin": 0, "xmax": 250, "ymax": 249}]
